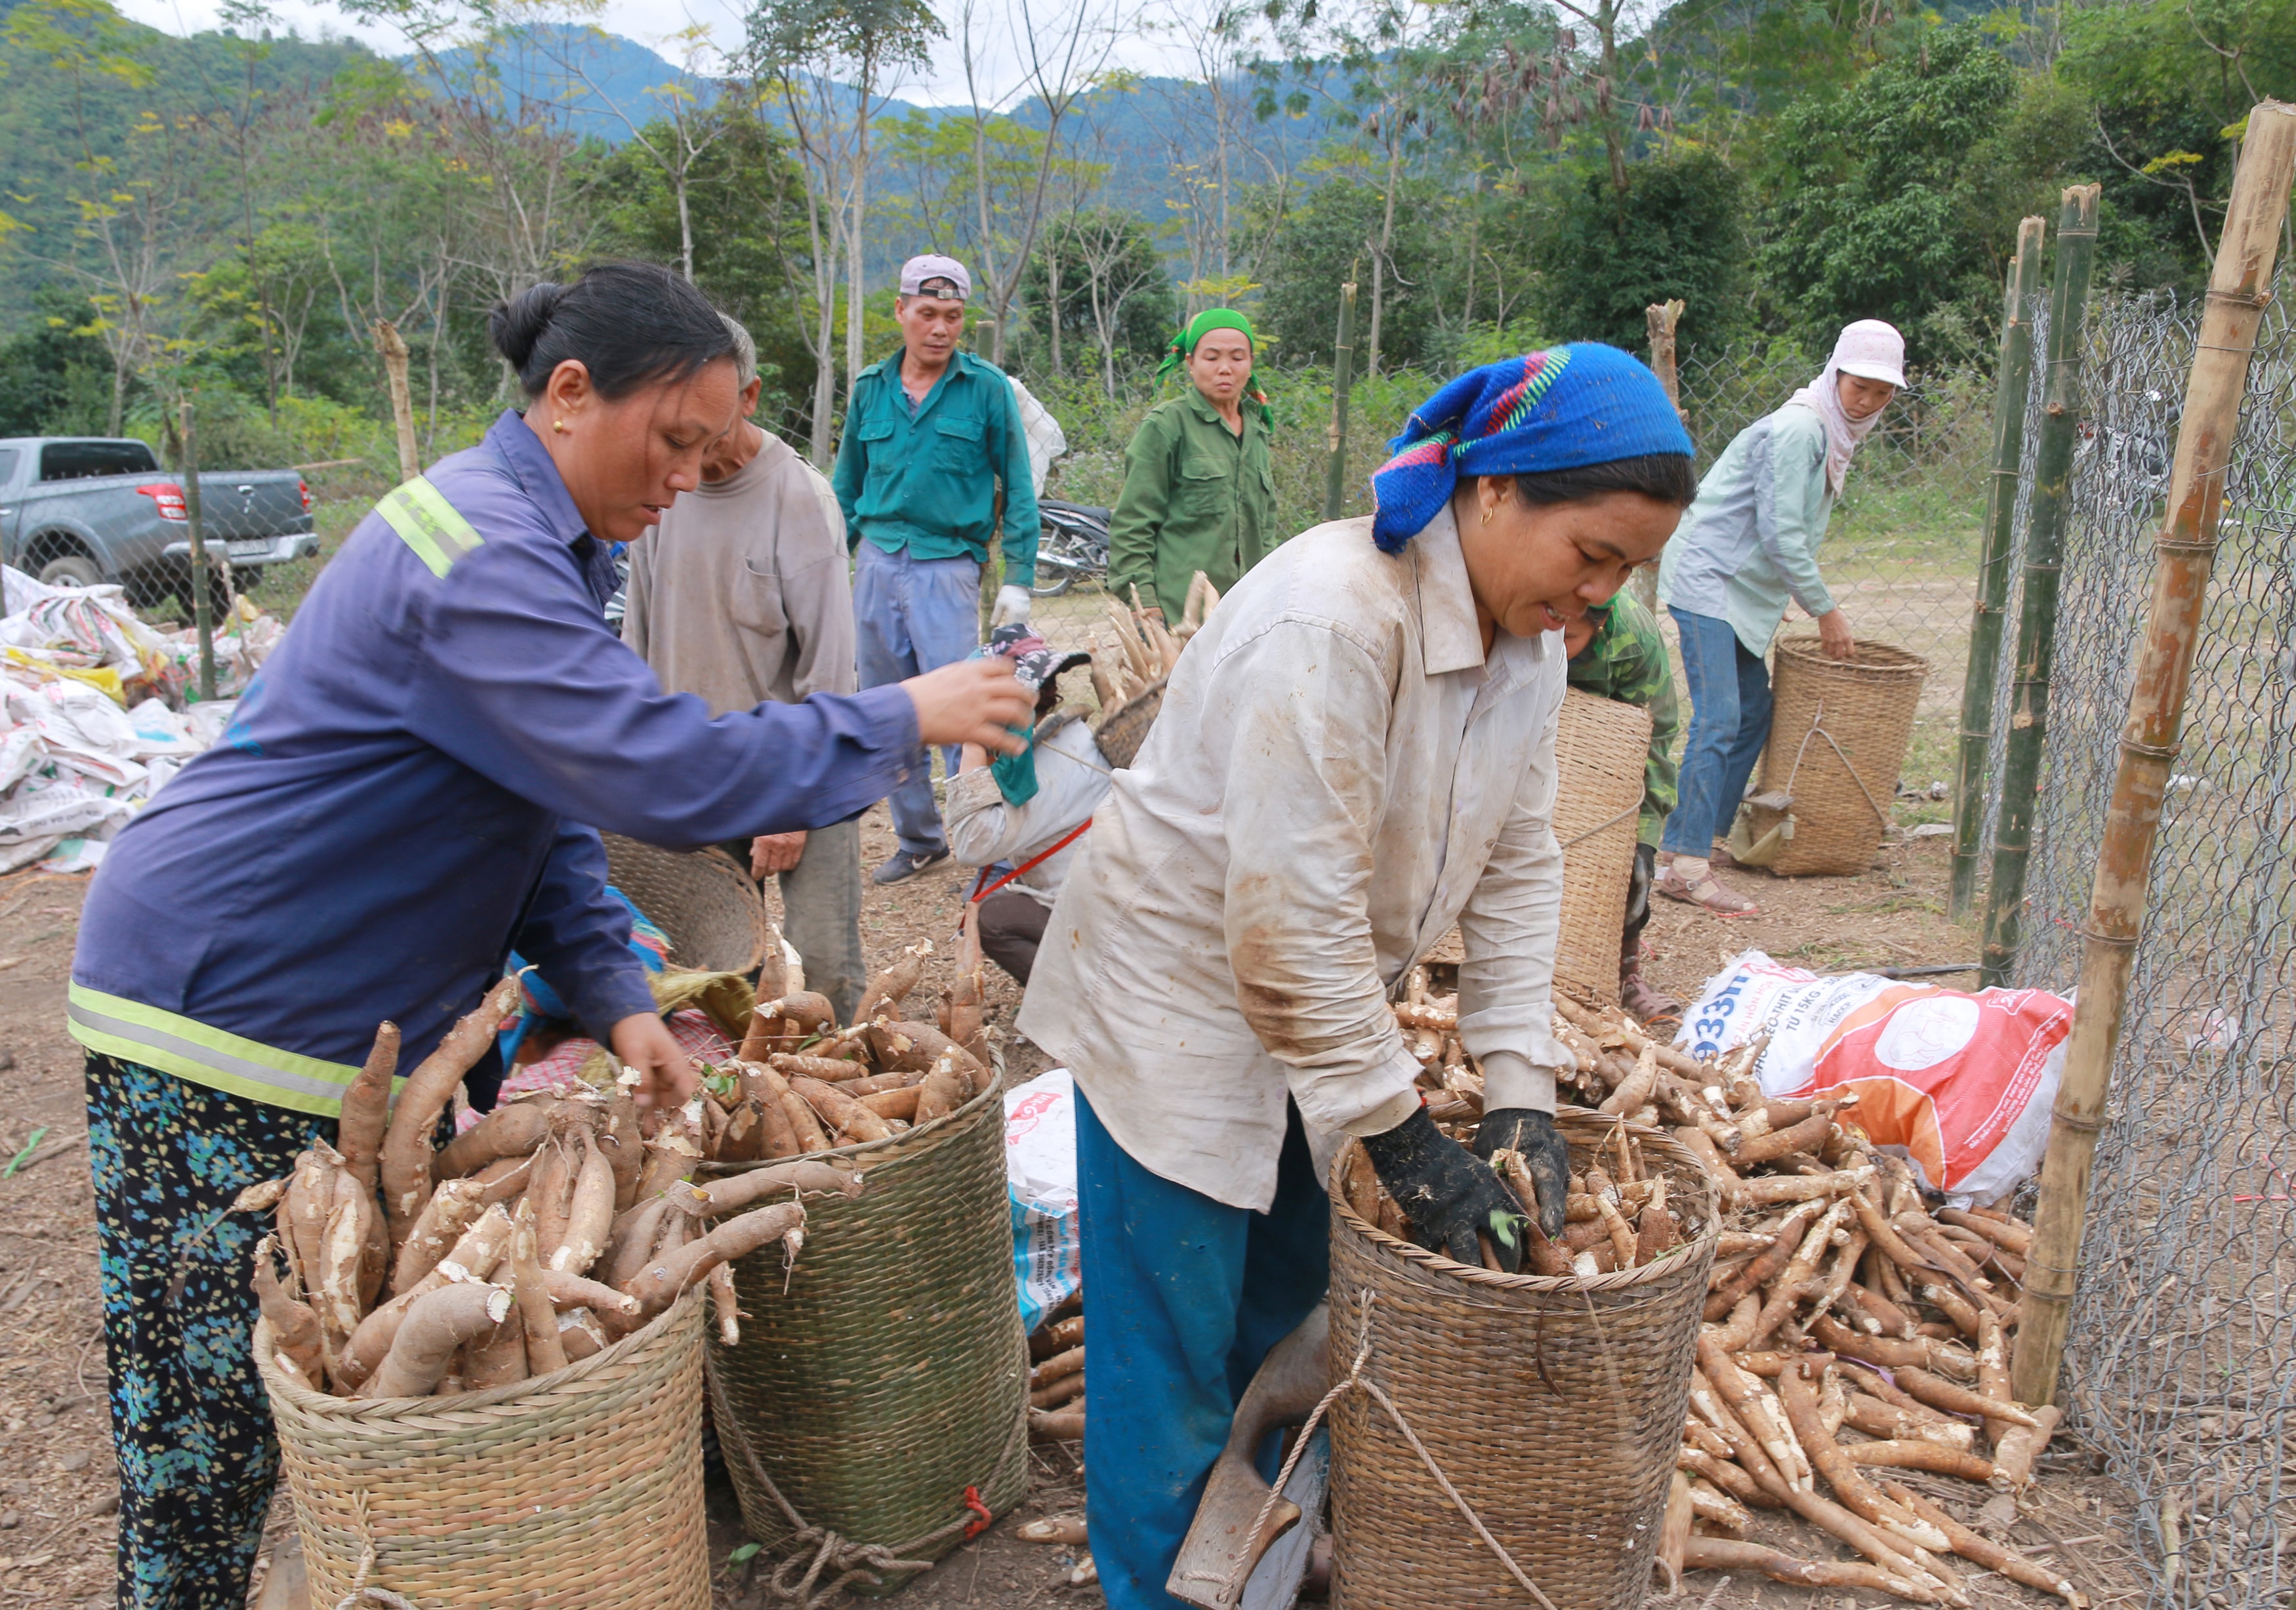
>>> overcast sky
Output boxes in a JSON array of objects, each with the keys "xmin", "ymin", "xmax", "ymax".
[{"xmin": 110, "ymin": 0, "xmax": 1214, "ymax": 106}]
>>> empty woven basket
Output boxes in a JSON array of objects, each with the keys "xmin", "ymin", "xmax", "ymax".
[
  {"xmin": 1326, "ymin": 1113, "xmax": 1716, "ymax": 1610},
  {"xmin": 601, "ymin": 833, "xmax": 769, "ymax": 974},
  {"xmin": 1755, "ymin": 638, "xmax": 1930, "ymax": 877}
]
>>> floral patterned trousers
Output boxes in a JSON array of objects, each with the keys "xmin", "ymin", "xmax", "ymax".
[{"xmin": 85, "ymin": 1054, "xmax": 329, "ymax": 1610}]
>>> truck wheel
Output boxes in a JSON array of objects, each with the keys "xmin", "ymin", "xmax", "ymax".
[{"xmin": 37, "ymin": 554, "xmax": 103, "ymax": 589}]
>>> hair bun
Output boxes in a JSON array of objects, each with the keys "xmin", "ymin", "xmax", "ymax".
[{"xmin": 487, "ymin": 282, "xmax": 565, "ymax": 371}]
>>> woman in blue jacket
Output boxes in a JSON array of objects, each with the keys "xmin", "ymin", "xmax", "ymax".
[{"xmin": 68, "ymin": 260, "xmax": 1032, "ymax": 1610}]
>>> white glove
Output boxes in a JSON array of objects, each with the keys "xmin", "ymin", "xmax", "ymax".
[{"xmin": 991, "ymin": 583, "xmax": 1033, "ymax": 629}]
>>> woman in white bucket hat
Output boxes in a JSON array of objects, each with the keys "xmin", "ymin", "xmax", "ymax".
[{"xmin": 1654, "ymin": 319, "xmax": 1905, "ymax": 916}]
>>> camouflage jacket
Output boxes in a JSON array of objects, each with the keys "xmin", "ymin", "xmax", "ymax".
[{"xmin": 1565, "ymin": 592, "xmax": 1681, "ymax": 848}]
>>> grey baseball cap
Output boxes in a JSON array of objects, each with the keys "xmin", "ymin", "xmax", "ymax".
[{"xmin": 899, "ymin": 255, "xmax": 972, "ymax": 300}]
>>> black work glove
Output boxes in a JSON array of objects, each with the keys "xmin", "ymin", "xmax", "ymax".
[
  {"xmin": 1361, "ymin": 1105, "xmax": 1528, "ymax": 1271},
  {"xmin": 1471, "ymin": 1107, "xmax": 1572, "ymax": 1240}
]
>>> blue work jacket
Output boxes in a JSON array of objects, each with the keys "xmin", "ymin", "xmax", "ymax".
[{"xmin": 70, "ymin": 410, "xmax": 918, "ymax": 1117}]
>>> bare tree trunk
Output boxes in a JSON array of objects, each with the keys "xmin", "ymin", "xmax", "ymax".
[
  {"xmin": 1462, "ymin": 171, "xmax": 1480, "ymax": 327},
  {"xmin": 1365, "ymin": 138, "xmax": 1400, "ymax": 377},
  {"xmin": 811, "ymin": 215, "xmax": 841, "ymax": 464},
  {"xmin": 676, "ymin": 165, "xmax": 697, "ymax": 281},
  {"xmin": 1048, "ymin": 247, "xmax": 1063, "ymax": 374},
  {"xmin": 846, "ymin": 106, "xmax": 870, "ymax": 386}
]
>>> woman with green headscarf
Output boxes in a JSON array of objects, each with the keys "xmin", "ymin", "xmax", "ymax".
[{"xmin": 1105, "ymin": 308, "xmax": 1279, "ymax": 623}]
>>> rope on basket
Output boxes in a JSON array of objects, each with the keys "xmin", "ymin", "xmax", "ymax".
[
  {"xmin": 707, "ymin": 1353, "xmax": 1029, "ymax": 1610},
  {"xmin": 1559, "ymin": 796, "xmax": 1643, "ymax": 851},
  {"xmin": 1780, "ymin": 697, "xmax": 1892, "ymax": 829},
  {"xmin": 1197, "ymin": 1289, "xmax": 1560, "ymax": 1610},
  {"xmin": 334, "ymin": 1491, "xmax": 422, "ymax": 1610}
]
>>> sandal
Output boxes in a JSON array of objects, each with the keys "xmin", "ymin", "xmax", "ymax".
[
  {"xmin": 1655, "ymin": 865, "xmax": 1760, "ymax": 918},
  {"xmin": 1620, "ymin": 972, "xmax": 1685, "ymax": 1029}
]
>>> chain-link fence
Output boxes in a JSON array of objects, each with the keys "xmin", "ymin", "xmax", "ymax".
[{"xmin": 1970, "ymin": 280, "xmax": 2296, "ymax": 1607}]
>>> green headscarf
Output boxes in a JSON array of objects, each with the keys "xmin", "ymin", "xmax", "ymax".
[{"xmin": 1157, "ymin": 309, "xmax": 1272, "ymax": 423}]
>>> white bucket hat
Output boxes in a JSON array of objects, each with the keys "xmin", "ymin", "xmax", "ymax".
[{"xmin": 1832, "ymin": 319, "xmax": 1906, "ymax": 388}]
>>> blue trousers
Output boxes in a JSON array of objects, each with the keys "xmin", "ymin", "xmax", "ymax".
[
  {"xmin": 1075, "ymin": 1086, "xmax": 1330, "ymax": 1610},
  {"xmin": 852, "ymin": 539, "xmax": 984, "ymax": 855},
  {"xmin": 1663, "ymin": 607, "xmax": 1775, "ymax": 857}
]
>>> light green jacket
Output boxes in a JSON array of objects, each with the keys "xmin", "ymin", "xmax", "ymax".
[{"xmin": 1657, "ymin": 403, "xmax": 1837, "ymax": 655}]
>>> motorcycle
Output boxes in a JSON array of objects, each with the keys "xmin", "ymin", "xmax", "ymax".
[{"xmin": 1032, "ymin": 499, "xmax": 1112, "ymax": 596}]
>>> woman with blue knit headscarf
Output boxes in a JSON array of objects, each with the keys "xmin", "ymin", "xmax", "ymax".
[{"xmin": 1017, "ymin": 343, "xmax": 1694, "ymax": 1610}]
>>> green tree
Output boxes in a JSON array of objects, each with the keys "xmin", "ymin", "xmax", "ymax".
[
  {"xmin": 1018, "ymin": 207, "xmax": 1174, "ymax": 393},
  {"xmin": 592, "ymin": 104, "xmax": 817, "ymax": 436},
  {"xmin": 1245, "ymin": 175, "xmax": 1445, "ymax": 370},
  {"xmin": 1531, "ymin": 149, "xmax": 1748, "ymax": 358},
  {"xmin": 0, "ymin": 284, "xmax": 113, "ymax": 434},
  {"xmin": 2059, "ymin": 0, "xmax": 2296, "ymax": 283},
  {"xmin": 1757, "ymin": 22, "xmax": 2078, "ymax": 362}
]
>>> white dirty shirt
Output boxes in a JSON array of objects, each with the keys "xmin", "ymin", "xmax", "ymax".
[{"xmin": 1017, "ymin": 504, "xmax": 1575, "ymax": 1212}]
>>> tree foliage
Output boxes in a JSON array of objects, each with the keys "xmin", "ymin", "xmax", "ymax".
[{"xmin": 1530, "ymin": 150, "xmax": 1748, "ymax": 358}]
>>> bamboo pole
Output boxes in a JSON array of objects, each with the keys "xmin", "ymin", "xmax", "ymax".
[
  {"xmin": 374, "ymin": 320, "xmax": 420, "ymax": 484},
  {"xmin": 1948, "ymin": 217, "xmax": 2047, "ymax": 920},
  {"xmin": 1978, "ymin": 185, "xmax": 2101, "ymax": 989},
  {"xmin": 1637, "ymin": 299, "xmax": 1687, "ymax": 609},
  {"xmin": 2011, "ymin": 101, "xmax": 2296, "ymax": 1408},
  {"xmin": 1322, "ymin": 280, "xmax": 1359, "ymax": 522},
  {"xmin": 178, "ymin": 399, "xmax": 217, "ymax": 703}
]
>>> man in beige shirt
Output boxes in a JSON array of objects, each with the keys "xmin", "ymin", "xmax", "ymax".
[{"xmin": 623, "ymin": 318, "xmax": 867, "ymax": 1020}]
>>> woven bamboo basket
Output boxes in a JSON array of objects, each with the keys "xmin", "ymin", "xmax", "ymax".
[
  {"xmin": 704, "ymin": 1068, "xmax": 1029, "ymax": 1593},
  {"xmin": 1415, "ymin": 693, "xmax": 1650, "ymax": 996},
  {"xmin": 1326, "ymin": 1112, "xmax": 1716, "ymax": 1610},
  {"xmin": 255, "ymin": 1289, "xmax": 708, "ymax": 1610},
  {"xmin": 1755, "ymin": 638, "xmax": 1930, "ymax": 877},
  {"xmin": 1552, "ymin": 689, "xmax": 1653, "ymax": 999},
  {"xmin": 602, "ymin": 833, "xmax": 769, "ymax": 974},
  {"xmin": 1093, "ymin": 678, "xmax": 1165, "ymax": 770}
]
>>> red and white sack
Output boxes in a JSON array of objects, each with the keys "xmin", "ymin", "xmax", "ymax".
[{"xmin": 1677, "ymin": 950, "xmax": 2072, "ymax": 1205}]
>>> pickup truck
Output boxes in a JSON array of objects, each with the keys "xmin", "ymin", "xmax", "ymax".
[{"xmin": 0, "ymin": 436, "xmax": 318, "ymax": 608}]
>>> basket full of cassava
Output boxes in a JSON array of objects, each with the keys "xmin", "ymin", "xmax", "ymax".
[
  {"xmin": 247, "ymin": 977, "xmax": 862, "ymax": 1610},
  {"xmin": 1321, "ymin": 985, "xmax": 1719, "ymax": 1610},
  {"xmin": 693, "ymin": 935, "xmax": 1032, "ymax": 1596}
]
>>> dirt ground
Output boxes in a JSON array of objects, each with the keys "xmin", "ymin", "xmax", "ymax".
[{"xmin": 0, "ymin": 816, "xmax": 2148, "ymax": 1609}]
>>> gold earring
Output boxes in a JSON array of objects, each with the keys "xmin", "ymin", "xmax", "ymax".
[
  {"xmin": 552, "ymin": 419, "xmax": 568, "ymax": 434},
  {"xmin": 1481, "ymin": 500, "xmax": 1496, "ymax": 527}
]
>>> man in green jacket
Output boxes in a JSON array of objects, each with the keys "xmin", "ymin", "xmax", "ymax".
[
  {"xmin": 1563, "ymin": 591, "xmax": 1686, "ymax": 1024},
  {"xmin": 834, "ymin": 255, "xmax": 1042, "ymax": 884},
  {"xmin": 1106, "ymin": 310, "xmax": 1279, "ymax": 623}
]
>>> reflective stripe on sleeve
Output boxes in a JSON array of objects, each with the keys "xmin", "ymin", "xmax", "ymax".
[
  {"xmin": 67, "ymin": 981, "xmax": 362, "ymax": 1117},
  {"xmin": 375, "ymin": 475, "xmax": 485, "ymax": 579}
]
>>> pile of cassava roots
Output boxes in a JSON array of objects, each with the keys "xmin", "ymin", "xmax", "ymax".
[
  {"xmin": 247, "ymin": 976, "xmax": 863, "ymax": 1401},
  {"xmin": 1355, "ymin": 976, "xmax": 2081, "ymax": 1607},
  {"xmin": 690, "ymin": 936, "xmax": 993, "ymax": 1163}
]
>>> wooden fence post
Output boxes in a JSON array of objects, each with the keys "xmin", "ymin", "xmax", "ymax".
[
  {"xmin": 1322, "ymin": 281, "xmax": 1359, "ymax": 522},
  {"xmin": 1638, "ymin": 299, "xmax": 1687, "ymax": 610},
  {"xmin": 178, "ymin": 398, "xmax": 217, "ymax": 703},
  {"xmin": 1949, "ymin": 217, "xmax": 2047, "ymax": 920},
  {"xmin": 374, "ymin": 320, "xmax": 420, "ymax": 484},
  {"xmin": 1978, "ymin": 184, "xmax": 2101, "ymax": 989},
  {"xmin": 2011, "ymin": 101, "xmax": 2296, "ymax": 1407}
]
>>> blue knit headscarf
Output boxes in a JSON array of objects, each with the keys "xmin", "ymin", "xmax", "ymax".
[{"xmin": 1368, "ymin": 344, "xmax": 1694, "ymax": 554}]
